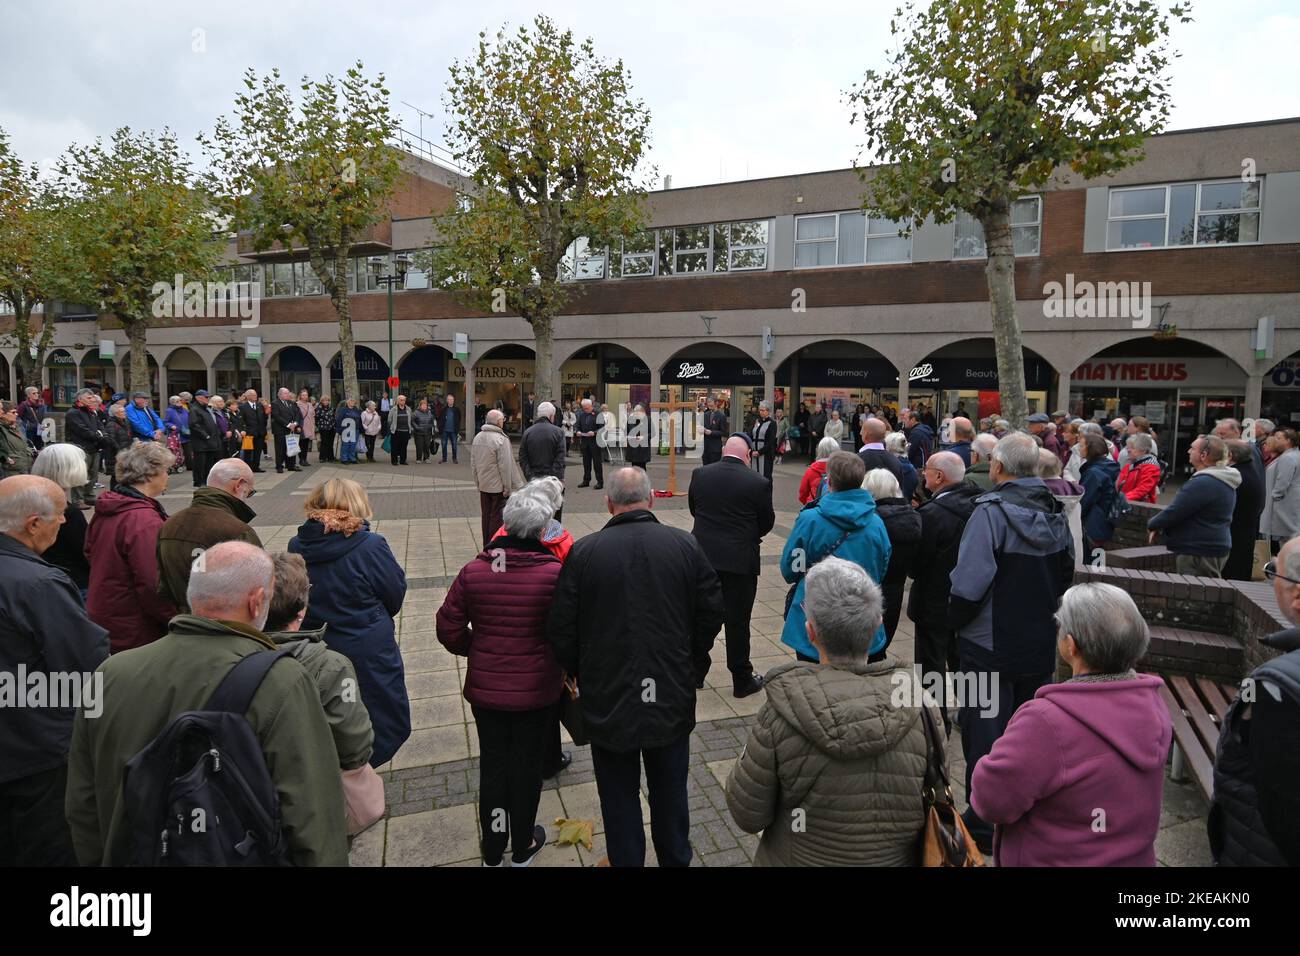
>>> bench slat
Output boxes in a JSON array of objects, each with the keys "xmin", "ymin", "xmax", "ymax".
[
  {"xmin": 1169, "ymin": 674, "xmax": 1221, "ymax": 755},
  {"xmin": 1196, "ymin": 677, "xmax": 1231, "ymax": 721},
  {"xmin": 1158, "ymin": 679, "xmax": 1214, "ymax": 800}
]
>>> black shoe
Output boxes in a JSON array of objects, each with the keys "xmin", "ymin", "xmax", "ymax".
[
  {"xmin": 577, "ymin": 481, "xmax": 590, "ymax": 488},
  {"xmin": 593, "ymin": 483, "xmax": 603, "ymax": 490},
  {"xmin": 733, "ymin": 674, "xmax": 765, "ymax": 699},
  {"xmin": 542, "ymin": 751, "xmax": 572, "ymax": 779},
  {"xmin": 276, "ymin": 468, "xmax": 284, "ymax": 474},
  {"xmin": 288, "ymin": 466, "xmax": 301, "ymax": 472},
  {"xmin": 510, "ymin": 825, "xmax": 547, "ymax": 867},
  {"xmin": 251, "ymin": 468, "xmax": 265, "ymax": 473},
  {"xmin": 300, "ymin": 460, "xmax": 309, "ymax": 467}
]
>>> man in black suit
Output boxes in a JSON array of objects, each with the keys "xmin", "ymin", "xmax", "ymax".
[
  {"xmin": 700, "ymin": 396, "xmax": 727, "ymax": 465},
  {"xmin": 239, "ymin": 389, "xmax": 268, "ymax": 472},
  {"xmin": 857, "ymin": 417, "xmax": 904, "ymax": 485},
  {"xmin": 187, "ymin": 390, "xmax": 223, "ymax": 488},
  {"xmin": 749, "ymin": 402, "xmax": 777, "ymax": 481},
  {"xmin": 271, "ymin": 386, "xmax": 303, "ymax": 473},
  {"xmin": 575, "ymin": 397, "xmax": 603, "ymax": 489},
  {"xmin": 688, "ymin": 435, "xmax": 775, "ymax": 698}
]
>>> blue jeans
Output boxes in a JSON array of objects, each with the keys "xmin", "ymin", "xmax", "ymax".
[
  {"xmin": 441, "ymin": 430, "xmax": 458, "ymax": 461},
  {"xmin": 340, "ymin": 440, "xmax": 357, "ymax": 462},
  {"xmin": 591, "ymin": 734, "xmax": 692, "ymax": 867}
]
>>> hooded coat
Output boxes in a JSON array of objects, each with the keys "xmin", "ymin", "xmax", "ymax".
[
  {"xmin": 948, "ymin": 479, "xmax": 1075, "ymax": 675},
  {"xmin": 84, "ymin": 489, "xmax": 178, "ymax": 653},
  {"xmin": 726, "ymin": 658, "xmax": 934, "ymax": 866},
  {"xmin": 1079, "ymin": 456, "xmax": 1120, "ymax": 544},
  {"xmin": 288, "ymin": 510, "xmax": 410, "ymax": 768},
  {"xmin": 1147, "ymin": 465, "xmax": 1242, "ymax": 556},
  {"xmin": 971, "ymin": 675, "xmax": 1172, "ymax": 867},
  {"xmin": 780, "ymin": 488, "xmax": 892, "ymax": 660}
]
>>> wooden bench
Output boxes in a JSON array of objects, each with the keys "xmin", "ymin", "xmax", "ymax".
[{"xmin": 1157, "ymin": 671, "xmax": 1239, "ymax": 801}]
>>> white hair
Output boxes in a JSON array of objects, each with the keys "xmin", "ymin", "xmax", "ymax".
[
  {"xmin": 536, "ymin": 401, "xmax": 556, "ymax": 421},
  {"xmin": 187, "ymin": 541, "xmax": 273, "ymax": 624},
  {"xmin": 502, "ymin": 492, "xmax": 553, "ymax": 540},
  {"xmin": 992, "ymin": 432, "xmax": 1040, "ymax": 478},
  {"xmin": 816, "ymin": 436, "xmax": 839, "ymax": 460},
  {"xmin": 30, "ymin": 443, "xmax": 88, "ymax": 492},
  {"xmin": 521, "ymin": 476, "xmax": 564, "ymax": 513},
  {"xmin": 206, "ymin": 458, "xmax": 249, "ymax": 489},
  {"xmin": 0, "ymin": 479, "xmax": 61, "ymax": 533},
  {"xmin": 884, "ymin": 431, "xmax": 908, "ymax": 455},
  {"xmin": 1126, "ymin": 433, "xmax": 1155, "ymax": 455},
  {"xmin": 607, "ymin": 466, "xmax": 651, "ymax": 506},
  {"xmin": 803, "ymin": 556, "xmax": 883, "ymax": 664},
  {"xmin": 862, "ymin": 467, "xmax": 903, "ymax": 500}
]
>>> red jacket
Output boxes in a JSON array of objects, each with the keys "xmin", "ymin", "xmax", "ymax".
[
  {"xmin": 435, "ymin": 539, "xmax": 563, "ymax": 711},
  {"xmin": 490, "ymin": 520, "xmax": 573, "ymax": 563},
  {"xmin": 84, "ymin": 490, "xmax": 179, "ymax": 653},
  {"xmin": 799, "ymin": 460, "xmax": 828, "ymax": 505},
  {"xmin": 1118, "ymin": 457, "xmax": 1161, "ymax": 503}
]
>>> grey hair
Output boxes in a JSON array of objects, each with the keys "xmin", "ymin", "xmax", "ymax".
[
  {"xmin": 187, "ymin": 541, "xmax": 274, "ymax": 622},
  {"xmin": 536, "ymin": 401, "xmax": 556, "ymax": 421},
  {"xmin": 1036, "ymin": 447, "xmax": 1063, "ymax": 478},
  {"xmin": 884, "ymin": 431, "xmax": 907, "ymax": 455},
  {"xmin": 502, "ymin": 491, "xmax": 552, "ymax": 540},
  {"xmin": 1057, "ymin": 582, "xmax": 1149, "ymax": 673},
  {"xmin": 803, "ymin": 556, "xmax": 883, "ymax": 665},
  {"xmin": 1256, "ymin": 418, "xmax": 1275, "ymax": 435},
  {"xmin": 862, "ymin": 467, "xmax": 902, "ymax": 500},
  {"xmin": 486, "ymin": 408, "xmax": 504, "ymax": 426},
  {"xmin": 971, "ymin": 433, "xmax": 998, "ymax": 461},
  {"xmin": 169, "ymin": 395, "xmax": 181, "ymax": 405},
  {"xmin": 0, "ymin": 478, "xmax": 61, "ymax": 532},
  {"xmin": 30, "ymin": 443, "xmax": 88, "ymax": 491},
  {"xmin": 816, "ymin": 436, "xmax": 839, "ymax": 460},
  {"xmin": 607, "ymin": 466, "xmax": 652, "ymax": 506},
  {"xmin": 74, "ymin": 388, "xmax": 97, "ymax": 404},
  {"xmin": 179, "ymin": 391, "xmax": 193, "ymax": 402},
  {"xmin": 521, "ymin": 476, "xmax": 564, "ymax": 513},
  {"xmin": 115, "ymin": 440, "xmax": 175, "ymax": 486},
  {"xmin": 206, "ymin": 457, "xmax": 248, "ymax": 489},
  {"xmin": 928, "ymin": 450, "xmax": 966, "ymax": 483},
  {"xmin": 826, "ymin": 451, "xmax": 866, "ymax": 492},
  {"xmin": 992, "ymin": 432, "xmax": 1040, "ymax": 478},
  {"xmin": 1079, "ymin": 421, "xmax": 1103, "ymax": 436},
  {"xmin": 1126, "ymin": 432, "xmax": 1154, "ymax": 455}
]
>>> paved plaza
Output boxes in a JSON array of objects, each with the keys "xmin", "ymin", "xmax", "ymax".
[{"xmin": 161, "ymin": 447, "xmax": 1213, "ymax": 867}]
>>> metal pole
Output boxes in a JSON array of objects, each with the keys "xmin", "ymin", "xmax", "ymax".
[{"xmin": 387, "ymin": 277, "xmax": 395, "ymax": 402}]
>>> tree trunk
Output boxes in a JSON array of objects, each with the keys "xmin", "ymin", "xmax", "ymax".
[
  {"xmin": 124, "ymin": 316, "xmax": 151, "ymax": 397},
  {"xmin": 333, "ymin": 251, "xmax": 359, "ymax": 403},
  {"xmin": 530, "ymin": 312, "xmax": 559, "ymax": 405},
  {"xmin": 981, "ymin": 202, "xmax": 1027, "ymax": 430}
]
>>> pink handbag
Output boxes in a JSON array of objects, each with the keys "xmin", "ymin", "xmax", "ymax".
[{"xmin": 341, "ymin": 764, "xmax": 385, "ymax": 835}]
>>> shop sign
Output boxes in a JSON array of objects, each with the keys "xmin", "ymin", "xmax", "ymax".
[
  {"xmin": 604, "ymin": 359, "xmax": 652, "ymax": 384},
  {"xmin": 1072, "ymin": 357, "xmax": 1245, "ymax": 390},
  {"xmin": 562, "ymin": 360, "xmax": 598, "ymax": 385},
  {"xmin": 662, "ymin": 358, "xmax": 764, "ymax": 384},
  {"xmin": 46, "ymin": 349, "xmax": 76, "ymax": 367},
  {"xmin": 1267, "ymin": 359, "xmax": 1300, "ymax": 388},
  {"xmin": 448, "ymin": 358, "xmax": 534, "ymax": 383},
  {"xmin": 99, "ymin": 339, "xmax": 117, "ymax": 360}
]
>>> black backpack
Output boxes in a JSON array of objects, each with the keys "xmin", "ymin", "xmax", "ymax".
[{"xmin": 122, "ymin": 649, "xmax": 294, "ymax": 866}]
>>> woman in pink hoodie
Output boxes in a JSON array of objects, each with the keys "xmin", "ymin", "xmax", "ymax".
[{"xmin": 971, "ymin": 582, "xmax": 1172, "ymax": 866}]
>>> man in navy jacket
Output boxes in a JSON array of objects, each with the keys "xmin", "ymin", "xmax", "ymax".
[{"xmin": 1148, "ymin": 434, "xmax": 1241, "ymax": 578}]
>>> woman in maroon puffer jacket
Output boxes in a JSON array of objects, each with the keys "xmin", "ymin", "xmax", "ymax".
[
  {"xmin": 85, "ymin": 440, "xmax": 179, "ymax": 653},
  {"xmin": 436, "ymin": 492, "xmax": 563, "ymax": 867}
]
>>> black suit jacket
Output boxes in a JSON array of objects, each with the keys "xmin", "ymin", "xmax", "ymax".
[
  {"xmin": 702, "ymin": 409, "xmax": 727, "ymax": 453},
  {"xmin": 188, "ymin": 403, "xmax": 223, "ymax": 453},
  {"xmin": 241, "ymin": 401, "xmax": 268, "ymax": 437},
  {"xmin": 859, "ymin": 447, "xmax": 904, "ymax": 485},
  {"xmin": 271, "ymin": 398, "xmax": 303, "ymax": 436},
  {"xmin": 688, "ymin": 456, "xmax": 776, "ymax": 576}
]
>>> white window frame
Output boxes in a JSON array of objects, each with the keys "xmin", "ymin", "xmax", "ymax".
[
  {"xmin": 795, "ymin": 211, "xmax": 913, "ymax": 268},
  {"xmin": 1105, "ymin": 178, "xmax": 1263, "ymax": 252},
  {"xmin": 717, "ymin": 220, "xmax": 770, "ymax": 272},
  {"xmin": 669, "ymin": 224, "xmax": 712, "ymax": 275},
  {"xmin": 617, "ymin": 232, "xmax": 657, "ymax": 277},
  {"xmin": 952, "ymin": 197, "xmax": 1042, "ymax": 260}
]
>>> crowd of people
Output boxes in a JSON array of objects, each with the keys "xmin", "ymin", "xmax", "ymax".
[{"xmin": 4, "ymin": 376, "xmax": 1299, "ymax": 870}]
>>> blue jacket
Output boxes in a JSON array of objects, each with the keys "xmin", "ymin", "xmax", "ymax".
[
  {"xmin": 289, "ymin": 516, "xmax": 410, "ymax": 768},
  {"xmin": 163, "ymin": 405, "xmax": 189, "ymax": 439},
  {"xmin": 1147, "ymin": 466, "xmax": 1242, "ymax": 556},
  {"xmin": 780, "ymin": 488, "xmax": 892, "ymax": 660},
  {"xmin": 125, "ymin": 404, "xmax": 163, "ymax": 441},
  {"xmin": 947, "ymin": 440, "xmax": 972, "ymax": 469},
  {"xmin": 906, "ymin": 423, "xmax": 935, "ymax": 468},
  {"xmin": 949, "ymin": 479, "xmax": 1075, "ymax": 675},
  {"xmin": 899, "ymin": 458, "xmax": 920, "ymax": 502},
  {"xmin": 1079, "ymin": 457, "xmax": 1121, "ymax": 543}
]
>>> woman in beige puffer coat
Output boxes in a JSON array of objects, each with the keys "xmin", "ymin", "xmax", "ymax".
[{"xmin": 726, "ymin": 556, "xmax": 938, "ymax": 866}]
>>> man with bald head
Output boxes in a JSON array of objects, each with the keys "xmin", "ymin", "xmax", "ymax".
[
  {"xmin": 947, "ymin": 416, "xmax": 976, "ymax": 467},
  {"xmin": 271, "ymin": 386, "xmax": 304, "ymax": 473},
  {"xmin": 906, "ymin": 452, "xmax": 982, "ymax": 731},
  {"xmin": 858, "ymin": 416, "xmax": 905, "ymax": 487},
  {"xmin": 0, "ymin": 475, "xmax": 109, "ymax": 866},
  {"xmin": 156, "ymin": 456, "xmax": 262, "ymax": 608},
  {"xmin": 689, "ymin": 436, "xmax": 775, "ymax": 698},
  {"xmin": 472, "ymin": 407, "xmax": 524, "ymax": 546}
]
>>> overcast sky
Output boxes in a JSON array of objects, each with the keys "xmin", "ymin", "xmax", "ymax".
[{"xmin": 3, "ymin": 0, "xmax": 1298, "ymax": 188}]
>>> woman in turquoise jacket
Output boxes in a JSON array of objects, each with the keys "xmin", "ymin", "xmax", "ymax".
[{"xmin": 780, "ymin": 453, "xmax": 892, "ymax": 661}]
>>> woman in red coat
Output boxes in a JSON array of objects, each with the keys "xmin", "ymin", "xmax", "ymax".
[
  {"xmin": 1116, "ymin": 433, "xmax": 1161, "ymax": 503},
  {"xmin": 84, "ymin": 440, "xmax": 179, "ymax": 653},
  {"xmin": 437, "ymin": 491, "xmax": 564, "ymax": 867}
]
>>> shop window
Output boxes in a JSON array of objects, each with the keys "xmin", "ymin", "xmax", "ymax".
[
  {"xmin": 797, "ymin": 211, "xmax": 910, "ymax": 267},
  {"xmin": 296, "ymin": 261, "xmax": 323, "ymax": 296},
  {"xmin": 953, "ymin": 197, "xmax": 1041, "ymax": 259},
  {"xmin": 1106, "ymin": 179, "xmax": 1260, "ymax": 250}
]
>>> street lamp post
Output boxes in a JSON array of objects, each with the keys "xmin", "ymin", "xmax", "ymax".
[{"xmin": 375, "ymin": 272, "xmax": 402, "ymax": 402}]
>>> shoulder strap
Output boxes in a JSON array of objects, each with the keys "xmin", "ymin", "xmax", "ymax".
[
  {"xmin": 205, "ymin": 649, "xmax": 293, "ymax": 715},
  {"xmin": 918, "ymin": 704, "xmax": 950, "ymax": 795}
]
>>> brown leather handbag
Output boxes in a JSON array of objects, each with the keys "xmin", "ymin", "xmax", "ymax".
[{"xmin": 917, "ymin": 705, "xmax": 985, "ymax": 867}]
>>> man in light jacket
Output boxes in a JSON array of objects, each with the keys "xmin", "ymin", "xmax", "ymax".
[{"xmin": 472, "ymin": 408, "xmax": 524, "ymax": 547}]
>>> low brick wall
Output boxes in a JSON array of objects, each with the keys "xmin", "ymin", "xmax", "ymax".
[
  {"xmin": 1105, "ymin": 500, "xmax": 1163, "ymax": 549},
  {"xmin": 1104, "ymin": 545, "xmax": 1176, "ymax": 571}
]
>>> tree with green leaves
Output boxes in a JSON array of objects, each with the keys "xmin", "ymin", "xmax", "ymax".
[
  {"xmin": 200, "ymin": 63, "xmax": 401, "ymax": 402},
  {"xmin": 53, "ymin": 127, "xmax": 221, "ymax": 395},
  {"xmin": 430, "ymin": 15, "xmax": 653, "ymax": 401},
  {"xmin": 848, "ymin": 0, "xmax": 1192, "ymax": 427},
  {"xmin": 0, "ymin": 127, "xmax": 62, "ymax": 389}
]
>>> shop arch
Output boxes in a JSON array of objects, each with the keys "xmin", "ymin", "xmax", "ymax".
[
  {"xmin": 213, "ymin": 345, "xmax": 261, "ymax": 398},
  {"xmin": 779, "ymin": 339, "xmax": 899, "ymax": 424},
  {"xmin": 79, "ymin": 350, "xmax": 117, "ymax": 403},
  {"xmin": 557, "ymin": 342, "xmax": 654, "ymax": 412},
  {"xmin": 164, "ymin": 346, "xmax": 207, "ymax": 399},
  {"xmin": 43, "ymin": 348, "xmax": 80, "ymax": 408},
  {"xmin": 117, "ymin": 351, "xmax": 162, "ymax": 407},
  {"xmin": 909, "ymin": 339, "xmax": 1056, "ymax": 422},
  {"xmin": 1263, "ymin": 348, "xmax": 1300, "ymax": 428},
  {"xmin": 395, "ymin": 344, "xmax": 454, "ymax": 406}
]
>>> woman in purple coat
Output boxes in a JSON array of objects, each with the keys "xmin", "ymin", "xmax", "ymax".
[
  {"xmin": 971, "ymin": 582, "xmax": 1172, "ymax": 866},
  {"xmin": 436, "ymin": 492, "xmax": 564, "ymax": 867}
]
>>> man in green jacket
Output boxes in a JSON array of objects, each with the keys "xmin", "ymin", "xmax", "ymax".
[
  {"xmin": 155, "ymin": 458, "xmax": 262, "ymax": 608},
  {"xmin": 0, "ymin": 400, "xmax": 34, "ymax": 478},
  {"xmin": 966, "ymin": 433, "xmax": 998, "ymax": 492},
  {"xmin": 66, "ymin": 540, "xmax": 348, "ymax": 866}
]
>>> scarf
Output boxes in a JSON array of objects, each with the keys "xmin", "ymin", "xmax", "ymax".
[{"xmin": 307, "ymin": 508, "xmax": 366, "ymax": 536}]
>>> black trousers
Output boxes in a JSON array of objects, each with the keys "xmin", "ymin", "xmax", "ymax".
[
  {"xmin": 318, "ymin": 429, "xmax": 335, "ymax": 462},
  {"xmin": 701, "ymin": 443, "xmax": 721, "ymax": 465},
  {"xmin": 180, "ymin": 441, "xmax": 194, "ymax": 472},
  {"xmin": 243, "ymin": 436, "xmax": 265, "ymax": 470},
  {"xmin": 298, "ymin": 436, "xmax": 311, "ymax": 464},
  {"xmin": 958, "ymin": 649, "xmax": 1050, "ymax": 846},
  {"xmin": 581, "ymin": 439, "xmax": 603, "ymax": 483},
  {"xmin": 591, "ymin": 734, "xmax": 691, "ymax": 867},
  {"xmin": 471, "ymin": 703, "xmax": 552, "ymax": 863},
  {"xmin": 413, "ymin": 432, "xmax": 431, "ymax": 461},
  {"xmin": 273, "ymin": 432, "xmax": 297, "ymax": 470},
  {"xmin": 717, "ymin": 571, "xmax": 757, "ymax": 685},
  {"xmin": 390, "ymin": 431, "xmax": 410, "ymax": 465},
  {"xmin": 914, "ymin": 621, "xmax": 959, "ymax": 728},
  {"xmin": 191, "ymin": 448, "xmax": 215, "ymax": 487},
  {"xmin": 0, "ymin": 764, "xmax": 77, "ymax": 866},
  {"xmin": 364, "ymin": 434, "xmax": 377, "ymax": 461}
]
